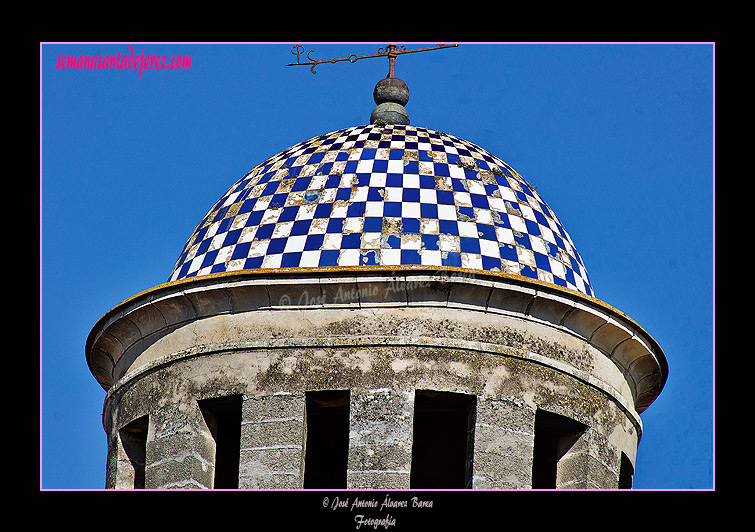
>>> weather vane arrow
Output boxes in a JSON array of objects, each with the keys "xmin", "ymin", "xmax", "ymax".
[{"xmin": 287, "ymin": 43, "xmax": 459, "ymax": 76}]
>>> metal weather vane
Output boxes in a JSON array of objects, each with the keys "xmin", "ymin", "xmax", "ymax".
[{"xmin": 287, "ymin": 43, "xmax": 459, "ymax": 77}]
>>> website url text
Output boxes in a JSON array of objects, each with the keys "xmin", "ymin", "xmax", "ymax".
[{"xmin": 55, "ymin": 45, "xmax": 191, "ymax": 78}]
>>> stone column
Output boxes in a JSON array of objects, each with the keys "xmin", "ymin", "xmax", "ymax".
[
  {"xmin": 584, "ymin": 430, "xmax": 624, "ymax": 489},
  {"xmin": 239, "ymin": 391, "xmax": 305, "ymax": 489},
  {"xmin": 472, "ymin": 396, "xmax": 535, "ymax": 489},
  {"xmin": 145, "ymin": 401, "xmax": 216, "ymax": 489},
  {"xmin": 347, "ymin": 388, "xmax": 414, "ymax": 489},
  {"xmin": 555, "ymin": 430, "xmax": 590, "ymax": 489},
  {"xmin": 110, "ymin": 415, "xmax": 149, "ymax": 489}
]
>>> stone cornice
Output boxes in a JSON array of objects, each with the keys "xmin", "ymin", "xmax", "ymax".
[{"xmin": 86, "ymin": 267, "xmax": 667, "ymax": 414}]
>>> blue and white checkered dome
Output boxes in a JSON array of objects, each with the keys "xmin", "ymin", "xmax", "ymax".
[{"xmin": 168, "ymin": 124, "xmax": 594, "ymax": 297}]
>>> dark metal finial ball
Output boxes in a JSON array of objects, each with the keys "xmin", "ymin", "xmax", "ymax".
[
  {"xmin": 370, "ymin": 103, "xmax": 410, "ymax": 125},
  {"xmin": 373, "ymin": 77, "xmax": 409, "ymax": 107}
]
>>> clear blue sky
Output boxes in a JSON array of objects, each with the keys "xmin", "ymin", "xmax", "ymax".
[{"xmin": 40, "ymin": 42, "xmax": 714, "ymax": 490}]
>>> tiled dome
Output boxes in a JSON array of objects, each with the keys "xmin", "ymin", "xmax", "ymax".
[{"xmin": 169, "ymin": 124, "xmax": 594, "ymax": 297}]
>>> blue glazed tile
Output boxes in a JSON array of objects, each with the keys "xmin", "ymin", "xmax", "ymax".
[
  {"xmin": 420, "ymin": 203, "xmax": 438, "ymax": 219},
  {"xmin": 278, "ymin": 206, "xmax": 299, "ymax": 223},
  {"xmin": 441, "ymin": 251, "xmax": 462, "ymax": 267},
  {"xmin": 401, "ymin": 249, "xmax": 421, "ymax": 265},
  {"xmin": 313, "ymin": 203, "xmax": 333, "ymax": 219},
  {"xmin": 383, "ymin": 234, "xmax": 401, "ymax": 249},
  {"xmin": 217, "ymin": 217, "xmax": 233, "ymax": 234},
  {"xmin": 290, "ymin": 219, "xmax": 311, "ymax": 236},
  {"xmin": 363, "ymin": 217, "xmax": 383, "ymax": 232},
  {"xmin": 254, "ymin": 224, "xmax": 275, "ymax": 240},
  {"xmin": 291, "ymin": 177, "xmax": 312, "ymax": 192},
  {"xmin": 223, "ymin": 229, "xmax": 242, "ymax": 247},
  {"xmin": 367, "ymin": 187, "xmax": 385, "ymax": 202},
  {"xmin": 403, "ymin": 160, "xmax": 419, "ymax": 174},
  {"xmin": 402, "ymin": 218, "xmax": 420, "ymax": 233},
  {"xmin": 319, "ymin": 249, "xmax": 339, "ymax": 267},
  {"xmin": 386, "ymin": 174, "xmax": 403, "ymax": 188},
  {"xmin": 499, "ymin": 244, "xmax": 518, "ymax": 262},
  {"xmin": 335, "ymin": 188, "xmax": 352, "ymax": 201},
  {"xmin": 438, "ymin": 219, "xmax": 459, "ymax": 236},
  {"xmin": 347, "ymin": 202, "xmax": 365, "ymax": 217},
  {"xmin": 421, "ymin": 234, "xmax": 440, "ymax": 250},
  {"xmin": 476, "ymin": 224, "xmax": 497, "ymax": 241},
  {"xmin": 456, "ymin": 206, "xmax": 475, "ymax": 222},
  {"xmin": 281, "ymin": 252, "xmax": 302, "ymax": 268},
  {"xmin": 324, "ymin": 174, "xmax": 341, "ymax": 189},
  {"xmin": 451, "ymin": 178, "xmax": 468, "ymax": 193},
  {"xmin": 459, "ymin": 237, "xmax": 481, "ymax": 254},
  {"xmin": 267, "ymin": 238, "xmax": 286, "ymax": 255},
  {"xmin": 520, "ymin": 265, "xmax": 538, "ymax": 280},
  {"xmin": 436, "ymin": 190, "xmax": 455, "ymax": 205},
  {"xmin": 341, "ymin": 233, "xmax": 362, "ymax": 249},
  {"xmin": 231, "ymin": 242, "xmax": 252, "ymax": 260},
  {"xmin": 201, "ymin": 250, "xmax": 219, "ymax": 269},
  {"xmin": 304, "ymin": 234, "xmax": 324, "ymax": 251},
  {"xmin": 261, "ymin": 180, "xmax": 279, "ymax": 197},
  {"xmin": 196, "ymin": 238, "xmax": 212, "ymax": 256},
  {"xmin": 402, "ymin": 188, "xmax": 420, "ymax": 203},
  {"xmin": 514, "ymin": 231, "xmax": 530, "ymax": 248},
  {"xmin": 481, "ymin": 255, "xmax": 502, "ymax": 271},
  {"xmin": 238, "ymin": 198, "xmax": 257, "ymax": 214},
  {"xmin": 361, "ymin": 249, "xmax": 380, "ymax": 265},
  {"xmin": 470, "ymin": 194, "xmax": 489, "ymax": 210},
  {"xmin": 326, "ymin": 218, "xmax": 345, "ymax": 233},
  {"xmin": 383, "ymin": 202, "xmax": 402, "ymax": 217},
  {"xmin": 245, "ymin": 210, "xmax": 265, "ymax": 227},
  {"xmin": 419, "ymin": 174, "xmax": 436, "ymax": 189},
  {"xmin": 525, "ymin": 219, "xmax": 541, "ymax": 237},
  {"xmin": 534, "ymin": 251, "xmax": 551, "ymax": 271}
]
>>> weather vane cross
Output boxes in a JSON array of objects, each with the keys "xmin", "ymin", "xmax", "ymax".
[{"xmin": 287, "ymin": 43, "xmax": 459, "ymax": 76}]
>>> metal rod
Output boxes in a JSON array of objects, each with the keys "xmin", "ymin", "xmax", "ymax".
[{"xmin": 287, "ymin": 43, "xmax": 459, "ymax": 75}]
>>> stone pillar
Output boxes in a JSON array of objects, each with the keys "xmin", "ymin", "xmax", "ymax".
[
  {"xmin": 585, "ymin": 430, "xmax": 624, "ymax": 489},
  {"xmin": 109, "ymin": 415, "xmax": 149, "ymax": 489},
  {"xmin": 239, "ymin": 392, "xmax": 305, "ymax": 489},
  {"xmin": 145, "ymin": 401, "xmax": 215, "ymax": 489},
  {"xmin": 472, "ymin": 396, "xmax": 535, "ymax": 489},
  {"xmin": 554, "ymin": 430, "xmax": 590, "ymax": 489},
  {"xmin": 105, "ymin": 431, "xmax": 120, "ymax": 489},
  {"xmin": 347, "ymin": 388, "xmax": 414, "ymax": 489}
]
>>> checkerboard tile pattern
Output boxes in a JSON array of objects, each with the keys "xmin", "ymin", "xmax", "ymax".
[{"xmin": 169, "ymin": 125, "xmax": 594, "ymax": 297}]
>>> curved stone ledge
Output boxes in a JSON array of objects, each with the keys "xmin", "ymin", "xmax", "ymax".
[{"xmin": 87, "ymin": 268, "xmax": 667, "ymax": 414}]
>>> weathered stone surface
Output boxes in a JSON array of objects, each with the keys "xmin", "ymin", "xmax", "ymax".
[{"xmin": 90, "ymin": 270, "xmax": 665, "ymax": 489}]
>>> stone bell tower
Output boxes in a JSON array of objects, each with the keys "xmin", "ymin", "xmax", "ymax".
[{"xmin": 86, "ymin": 44, "xmax": 667, "ymax": 490}]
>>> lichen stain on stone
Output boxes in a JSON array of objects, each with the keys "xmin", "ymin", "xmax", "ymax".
[
  {"xmin": 279, "ymin": 356, "xmax": 298, "ymax": 375},
  {"xmin": 390, "ymin": 358, "xmax": 417, "ymax": 373},
  {"xmin": 333, "ymin": 348, "xmax": 373, "ymax": 374},
  {"xmin": 434, "ymin": 175, "xmax": 453, "ymax": 191},
  {"xmin": 481, "ymin": 364, "xmax": 516, "ymax": 397},
  {"xmin": 448, "ymin": 360, "xmax": 473, "ymax": 378},
  {"xmin": 382, "ymin": 217, "xmax": 402, "ymax": 234}
]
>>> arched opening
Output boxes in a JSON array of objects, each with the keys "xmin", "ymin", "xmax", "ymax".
[
  {"xmin": 410, "ymin": 390, "xmax": 477, "ymax": 489},
  {"xmin": 118, "ymin": 415, "xmax": 148, "ymax": 489},
  {"xmin": 303, "ymin": 390, "xmax": 351, "ymax": 488},
  {"xmin": 199, "ymin": 395, "xmax": 243, "ymax": 489},
  {"xmin": 531, "ymin": 409, "xmax": 588, "ymax": 489}
]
